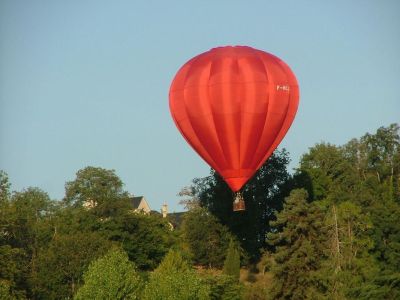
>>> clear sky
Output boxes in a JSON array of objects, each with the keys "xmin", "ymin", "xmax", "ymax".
[{"xmin": 1, "ymin": 1, "xmax": 399, "ymax": 212}]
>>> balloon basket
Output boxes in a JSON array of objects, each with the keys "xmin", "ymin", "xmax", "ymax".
[{"xmin": 233, "ymin": 192, "xmax": 245, "ymax": 211}]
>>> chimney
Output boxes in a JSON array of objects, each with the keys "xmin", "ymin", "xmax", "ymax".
[{"xmin": 161, "ymin": 203, "xmax": 168, "ymax": 218}]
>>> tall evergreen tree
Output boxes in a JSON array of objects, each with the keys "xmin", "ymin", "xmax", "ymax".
[
  {"xmin": 267, "ymin": 189, "xmax": 327, "ymax": 299},
  {"xmin": 193, "ymin": 149, "xmax": 291, "ymax": 261},
  {"xmin": 320, "ymin": 201, "xmax": 379, "ymax": 299},
  {"xmin": 181, "ymin": 207, "xmax": 233, "ymax": 268},
  {"xmin": 223, "ymin": 239, "xmax": 240, "ymax": 281},
  {"xmin": 293, "ymin": 124, "xmax": 400, "ymax": 298}
]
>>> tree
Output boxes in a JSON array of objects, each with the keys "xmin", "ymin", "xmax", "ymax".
[
  {"xmin": 223, "ymin": 239, "xmax": 240, "ymax": 281},
  {"xmin": 0, "ymin": 170, "xmax": 11, "ymax": 246},
  {"xmin": 193, "ymin": 149, "xmax": 291, "ymax": 261},
  {"xmin": 369, "ymin": 200, "xmax": 400, "ymax": 272},
  {"xmin": 64, "ymin": 166, "xmax": 131, "ymax": 217},
  {"xmin": 0, "ymin": 170, "xmax": 11, "ymax": 204},
  {"xmin": 0, "ymin": 172, "xmax": 25, "ymax": 299},
  {"xmin": 201, "ymin": 272, "xmax": 243, "ymax": 300},
  {"xmin": 142, "ymin": 249, "xmax": 210, "ymax": 300},
  {"xmin": 0, "ymin": 187, "xmax": 55, "ymax": 298},
  {"xmin": 359, "ymin": 124, "xmax": 400, "ymax": 187},
  {"xmin": 267, "ymin": 189, "xmax": 327, "ymax": 299},
  {"xmin": 0, "ymin": 246, "xmax": 27, "ymax": 299},
  {"xmin": 360, "ymin": 200, "xmax": 400, "ymax": 299},
  {"xmin": 31, "ymin": 232, "xmax": 112, "ymax": 299},
  {"xmin": 101, "ymin": 212, "xmax": 174, "ymax": 270},
  {"xmin": 180, "ymin": 207, "xmax": 233, "ymax": 268},
  {"xmin": 0, "ymin": 280, "xmax": 13, "ymax": 300},
  {"xmin": 320, "ymin": 201, "xmax": 379, "ymax": 299},
  {"xmin": 291, "ymin": 124, "xmax": 400, "ymax": 298},
  {"xmin": 178, "ymin": 186, "xmax": 201, "ymax": 210},
  {"xmin": 296, "ymin": 142, "xmax": 358, "ymax": 203},
  {"xmin": 5, "ymin": 188, "xmax": 54, "ymax": 251},
  {"xmin": 75, "ymin": 248, "xmax": 143, "ymax": 300}
]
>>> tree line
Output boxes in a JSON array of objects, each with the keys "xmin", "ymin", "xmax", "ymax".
[{"xmin": 1, "ymin": 123, "xmax": 399, "ymax": 299}]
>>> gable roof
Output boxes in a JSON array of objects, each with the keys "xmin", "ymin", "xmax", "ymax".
[
  {"xmin": 130, "ymin": 196, "xmax": 144, "ymax": 209},
  {"xmin": 129, "ymin": 196, "xmax": 151, "ymax": 213}
]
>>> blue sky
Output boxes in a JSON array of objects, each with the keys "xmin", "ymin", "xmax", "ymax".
[{"xmin": 1, "ymin": 1, "xmax": 399, "ymax": 212}]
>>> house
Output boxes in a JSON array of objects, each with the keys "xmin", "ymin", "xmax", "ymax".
[
  {"xmin": 82, "ymin": 194, "xmax": 185, "ymax": 228},
  {"xmin": 130, "ymin": 198, "xmax": 185, "ymax": 229},
  {"xmin": 129, "ymin": 196, "xmax": 151, "ymax": 214}
]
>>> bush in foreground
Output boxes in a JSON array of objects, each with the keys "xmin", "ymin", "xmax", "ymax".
[
  {"xmin": 142, "ymin": 249, "xmax": 210, "ymax": 300},
  {"xmin": 74, "ymin": 247, "xmax": 142, "ymax": 300}
]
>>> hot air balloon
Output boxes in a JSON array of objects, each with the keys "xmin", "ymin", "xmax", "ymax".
[{"xmin": 169, "ymin": 46, "xmax": 299, "ymax": 211}]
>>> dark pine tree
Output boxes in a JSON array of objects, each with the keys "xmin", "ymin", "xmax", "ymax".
[
  {"xmin": 267, "ymin": 189, "xmax": 328, "ymax": 299},
  {"xmin": 194, "ymin": 149, "xmax": 292, "ymax": 261},
  {"xmin": 223, "ymin": 239, "xmax": 240, "ymax": 281}
]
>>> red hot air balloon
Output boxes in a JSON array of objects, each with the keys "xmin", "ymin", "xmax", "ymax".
[{"xmin": 169, "ymin": 46, "xmax": 299, "ymax": 210}]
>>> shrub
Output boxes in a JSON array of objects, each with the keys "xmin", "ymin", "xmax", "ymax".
[{"xmin": 74, "ymin": 247, "xmax": 142, "ymax": 300}]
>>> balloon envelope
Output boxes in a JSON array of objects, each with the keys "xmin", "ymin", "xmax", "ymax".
[{"xmin": 169, "ymin": 46, "xmax": 299, "ymax": 192}]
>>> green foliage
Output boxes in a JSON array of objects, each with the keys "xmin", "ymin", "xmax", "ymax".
[
  {"xmin": 0, "ymin": 187, "xmax": 55, "ymax": 298},
  {"xmin": 1, "ymin": 124, "xmax": 399, "ymax": 299},
  {"xmin": 202, "ymin": 272, "xmax": 243, "ymax": 300},
  {"xmin": 297, "ymin": 142, "xmax": 355, "ymax": 201},
  {"xmin": 62, "ymin": 166, "xmax": 175, "ymax": 270},
  {"xmin": 267, "ymin": 189, "xmax": 328, "ymax": 299},
  {"xmin": 0, "ymin": 170, "xmax": 11, "ymax": 204},
  {"xmin": 31, "ymin": 232, "xmax": 112, "ymax": 299},
  {"xmin": 143, "ymin": 249, "xmax": 210, "ymax": 300},
  {"xmin": 223, "ymin": 239, "xmax": 240, "ymax": 281},
  {"xmin": 318, "ymin": 201, "xmax": 379, "ymax": 299},
  {"xmin": 0, "ymin": 246, "xmax": 27, "ymax": 299},
  {"xmin": 242, "ymin": 282, "xmax": 268, "ymax": 300},
  {"xmin": 6, "ymin": 188, "xmax": 54, "ymax": 251},
  {"xmin": 64, "ymin": 166, "xmax": 131, "ymax": 217},
  {"xmin": 75, "ymin": 247, "xmax": 143, "ymax": 300},
  {"xmin": 359, "ymin": 124, "xmax": 399, "ymax": 184},
  {"xmin": 284, "ymin": 124, "xmax": 400, "ymax": 298},
  {"xmin": 0, "ymin": 280, "xmax": 13, "ymax": 300},
  {"xmin": 102, "ymin": 212, "xmax": 174, "ymax": 270},
  {"xmin": 192, "ymin": 149, "xmax": 291, "ymax": 261},
  {"xmin": 181, "ymin": 207, "xmax": 233, "ymax": 268},
  {"xmin": 370, "ymin": 200, "xmax": 400, "ymax": 272}
]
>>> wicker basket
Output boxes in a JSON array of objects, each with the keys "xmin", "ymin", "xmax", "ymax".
[{"xmin": 233, "ymin": 199, "xmax": 245, "ymax": 211}]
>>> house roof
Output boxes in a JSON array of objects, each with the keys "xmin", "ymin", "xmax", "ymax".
[{"xmin": 130, "ymin": 196, "xmax": 145, "ymax": 209}]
